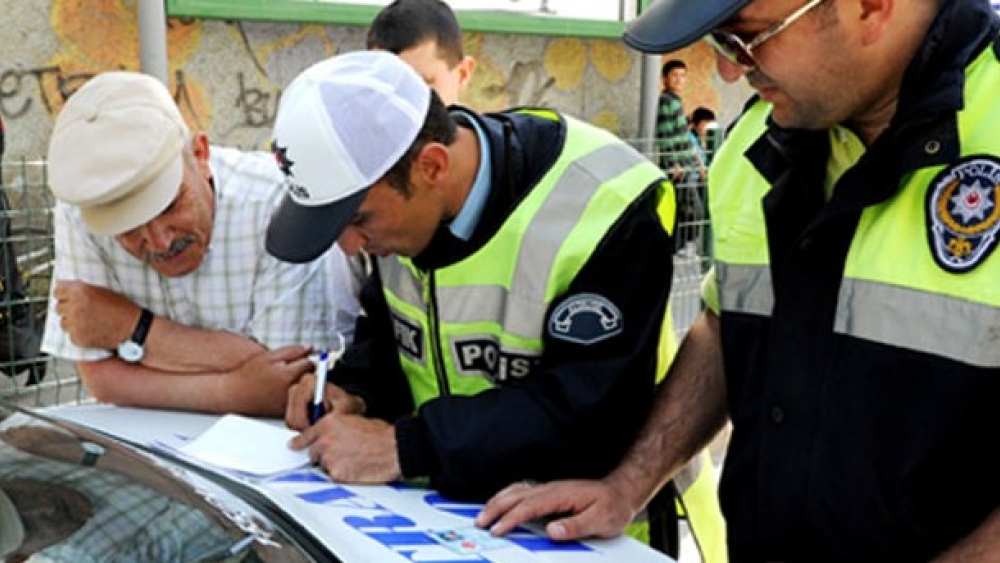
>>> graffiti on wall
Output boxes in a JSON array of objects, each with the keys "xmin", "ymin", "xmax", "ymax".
[
  {"xmin": 1, "ymin": 0, "xmax": 648, "ymax": 156},
  {"xmin": 45, "ymin": 1, "xmax": 208, "ymax": 123},
  {"xmin": 0, "ymin": 66, "xmax": 90, "ymax": 119},
  {"xmin": 0, "ymin": 64, "xmax": 214, "ymax": 130}
]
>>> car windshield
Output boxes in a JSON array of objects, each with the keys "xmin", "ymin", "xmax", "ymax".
[{"xmin": 0, "ymin": 401, "xmax": 323, "ymax": 563}]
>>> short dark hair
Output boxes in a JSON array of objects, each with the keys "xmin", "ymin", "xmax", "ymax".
[
  {"xmin": 367, "ymin": 0, "xmax": 464, "ymax": 68},
  {"xmin": 382, "ymin": 89, "xmax": 457, "ymax": 194},
  {"xmin": 690, "ymin": 107, "xmax": 716, "ymax": 127},
  {"xmin": 661, "ymin": 59, "xmax": 687, "ymax": 78}
]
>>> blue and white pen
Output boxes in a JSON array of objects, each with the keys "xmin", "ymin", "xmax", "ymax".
[{"xmin": 308, "ymin": 350, "xmax": 330, "ymax": 425}]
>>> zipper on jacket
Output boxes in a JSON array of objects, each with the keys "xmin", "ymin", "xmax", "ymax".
[{"xmin": 425, "ymin": 270, "xmax": 451, "ymax": 397}]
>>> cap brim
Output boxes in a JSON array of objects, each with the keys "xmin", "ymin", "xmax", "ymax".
[
  {"xmin": 624, "ymin": 0, "xmax": 751, "ymax": 54},
  {"xmin": 266, "ymin": 188, "xmax": 370, "ymax": 264}
]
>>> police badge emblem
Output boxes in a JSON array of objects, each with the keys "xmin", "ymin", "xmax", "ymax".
[
  {"xmin": 548, "ymin": 293, "xmax": 623, "ymax": 345},
  {"xmin": 927, "ymin": 156, "xmax": 1000, "ymax": 273}
]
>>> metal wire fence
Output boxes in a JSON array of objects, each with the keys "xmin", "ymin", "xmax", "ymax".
[
  {"xmin": 623, "ymin": 139, "xmax": 715, "ymax": 340},
  {"xmin": 0, "ymin": 157, "xmax": 89, "ymax": 407},
  {"xmin": 0, "ymin": 147, "xmax": 712, "ymax": 407}
]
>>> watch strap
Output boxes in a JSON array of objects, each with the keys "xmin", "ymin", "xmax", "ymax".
[{"xmin": 131, "ymin": 308, "xmax": 154, "ymax": 346}]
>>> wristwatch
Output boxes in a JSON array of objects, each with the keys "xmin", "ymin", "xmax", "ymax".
[{"xmin": 117, "ymin": 308, "xmax": 153, "ymax": 363}]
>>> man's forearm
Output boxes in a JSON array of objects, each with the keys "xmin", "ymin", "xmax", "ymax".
[
  {"xmin": 78, "ymin": 358, "xmax": 233, "ymax": 413},
  {"xmin": 141, "ymin": 315, "xmax": 264, "ymax": 373},
  {"xmin": 605, "ymin": 310, "xmax": 729, "ymax": 514},
  {"xmin": 53, "ymin": 280, "xmax": 266, "ymax": 372},
  {"xmin": 77, "ymin": 354, "xmax": 295, "ymax": 416}
]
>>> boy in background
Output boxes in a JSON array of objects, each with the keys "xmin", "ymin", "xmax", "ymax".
[{"xmin": 367, "ymin": 0, "xmax": 475, "ymax": 106}]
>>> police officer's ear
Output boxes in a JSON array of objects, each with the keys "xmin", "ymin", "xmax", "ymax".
[
  {"xmin": 857, "ymin": 0, "xmax": 895, "ymax": 46},
  {"xmin": 413, "ymin": 142, "xmax": 450, "ymax": 187}
]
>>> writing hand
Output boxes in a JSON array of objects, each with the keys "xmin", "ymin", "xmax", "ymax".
[
  {"xmin": 285, "ymin": 376, "xmax": 366, "ymax": 431},
  {"xmin": 290, "ymin": 412, "xmax": 400, "ymax": 483}
]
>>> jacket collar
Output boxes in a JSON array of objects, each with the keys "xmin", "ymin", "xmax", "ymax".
[
  {"xmin": 748, "ymin": 0, "xmax": 999, "ymax": 211},
  {"xmin": 894, "ymin": 0, "xmax": 998, "ymax": 125},
  {"xmin": 410, "ymin": 109, "xmax": 564, "ymax": 271}
]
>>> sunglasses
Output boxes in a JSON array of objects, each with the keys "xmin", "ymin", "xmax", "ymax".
[{"xmin": 704, "ymin": 0, "xmax": 826, "ymax": 70}]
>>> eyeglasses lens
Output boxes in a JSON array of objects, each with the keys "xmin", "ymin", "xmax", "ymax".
[{"xmin": 707, "ymin": 32, "xmax": 756, "ymax": 68}]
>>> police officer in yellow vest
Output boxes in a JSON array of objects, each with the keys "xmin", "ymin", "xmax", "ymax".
[
  {"xmin": 265, "ymin": 51, "xmax": 724, "ymax": 560},
  {"xmin": 477, "ymin": 0, "xmax": 1000, "ymax": 560}
]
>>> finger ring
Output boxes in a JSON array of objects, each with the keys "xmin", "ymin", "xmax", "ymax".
[{"xmin": 522, "ymin": 479, "xmax": 537, "ymax": 488}]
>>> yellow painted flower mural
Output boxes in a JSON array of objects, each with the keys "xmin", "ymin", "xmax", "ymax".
[
  {"xmin": 462, "ymin": 34, "xmax": 634, "ymax": 134},
  {"xmin": 543, "ymin": 38, "xmax": 588, "ymax": 91},
  {"xmin": 46, "ymin": 0, "xmax": 207, "ymax": 127}
]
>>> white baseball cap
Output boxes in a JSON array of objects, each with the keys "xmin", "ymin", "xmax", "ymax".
[
  {"xmin": 47, "ymin": 72, "xmax": 190, "ymax": 236},
  {"xmin": 266, "ymin": 51, "xmax": 431, "ymax": 263}
]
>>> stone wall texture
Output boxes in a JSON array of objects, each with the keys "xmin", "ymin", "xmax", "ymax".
[{"xmin": 0, "ymin": 0, "xmax": 752, "ymax": 158}]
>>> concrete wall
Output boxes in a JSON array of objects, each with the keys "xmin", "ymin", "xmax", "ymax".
[
  {"xmin": 0, "ymin": 0, "xmax": 751, "ymax": 159},
  {"xmin": 0, "ymin": 1, "xmax": 629, "ymax": 157}
]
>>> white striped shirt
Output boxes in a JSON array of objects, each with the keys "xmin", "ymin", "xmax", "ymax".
[{"xmin": 42, "ymin": 146, "xmax": 361, "ymax": 362}]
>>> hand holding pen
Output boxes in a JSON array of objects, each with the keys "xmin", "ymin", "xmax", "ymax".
[
  {"xmin": 308, "ymin": 350, "xmax": 330, "ymax": 425},
  {"xmin": 307, "ymin": 333, "xmax": 346, "ymax": 425}
]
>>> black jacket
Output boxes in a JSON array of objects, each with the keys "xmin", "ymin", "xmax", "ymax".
[
  {"xmin": 716, "ymin": 1, "xmax": 1000, "ymax": 560},
  {"xmin": 331, "ymin": 108, "xmax": 676, "ymax": 500}
]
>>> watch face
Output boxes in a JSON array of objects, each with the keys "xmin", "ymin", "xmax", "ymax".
[{"xmin": 118, "ymin": 341, "xmax": 144, "ymax": 363}]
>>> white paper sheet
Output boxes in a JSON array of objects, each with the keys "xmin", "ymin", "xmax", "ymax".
[{"xmin": 175, "ymin": 414, "xmax": 310, "ymax": 477}]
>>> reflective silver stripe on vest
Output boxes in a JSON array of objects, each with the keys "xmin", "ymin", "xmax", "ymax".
[
  {"xmin": 835, "ymin": 278, "xmax": 1000, "ymax": 367},
  {"xmin": 379, "ymin": 256, "xmax": 423, "ymax": 307},
  {"xmin": 512, "ymin": 142, "xmax": 650, "ymax": 299},
  {"xmin": 439, "ymin": 283, "xmax": 512, "ymax": 324},
  {"xmin": 717, "ymin": 262, "xmax": 774, "ymax": 317},
  {"xmin": 633, "ymin": 451, "xmax": 705, "ymax": 524},
  {"xmin": 386, "ymin": 143, "xmax": 650, "ymax": 339},
  {"xmin": 673, "ymin": 449, "xmax": 703, "ymax": 494}
]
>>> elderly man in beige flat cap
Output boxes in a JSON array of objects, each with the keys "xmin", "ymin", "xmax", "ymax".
[{"xmin": 43, "ymin": 72, "xmax": 362, "ymax": 416}]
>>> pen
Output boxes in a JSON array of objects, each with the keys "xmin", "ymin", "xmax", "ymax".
[{"xmin": 308, "ymin": 350, "xmax": 329, "ymax": 425}]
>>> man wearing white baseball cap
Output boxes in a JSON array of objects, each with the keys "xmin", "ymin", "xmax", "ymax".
[
  {"xmin": 43, "ymin": 71, "xmax": 361, "ymax": 416},
  {"xmin": 478, "ymin": 0, "xmax": 1000, "ymax": 561},
  {"xmin": 268, "ymin": 50, "xmax": 724, "ymax": 557}
]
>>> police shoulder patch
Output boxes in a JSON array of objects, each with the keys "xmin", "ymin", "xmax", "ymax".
[
  {"xmin": 548, "ymin": 293, "xmax": 623, "ymax": 345},
  {"xmin": 927, "ymin": 155, "xmax": 1000, "ymax": 273}
]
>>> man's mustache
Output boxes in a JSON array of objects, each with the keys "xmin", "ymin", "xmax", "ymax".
[{"xmin": 145, "ymin": 235, "xmax": 197, "ymax": 263}]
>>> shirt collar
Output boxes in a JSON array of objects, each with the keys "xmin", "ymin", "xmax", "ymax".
[{"xmin": 448, "ymin": 109, "xmax": 492, "ymax": 241}]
